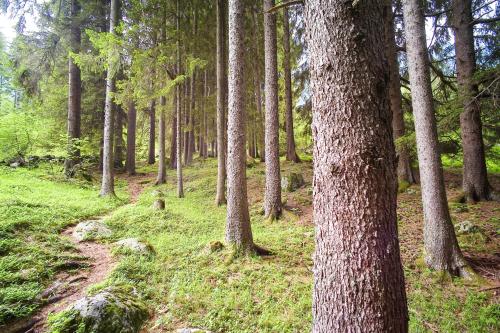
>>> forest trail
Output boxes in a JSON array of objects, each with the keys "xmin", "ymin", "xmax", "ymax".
[{"xmin": 125, "ymin": 172, "xmax": 155, "ymax": 203}]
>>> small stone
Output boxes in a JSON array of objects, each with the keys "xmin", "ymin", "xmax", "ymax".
[
  {"xmin": 73, "ymin": 220, "xmax": 112, "ymax": 242},
  {"xmin": 456, "ymin": 220, "xmax": 478, "ymax": 234},
  {"xmin": 152, "ymin": 199, "xmax": 165, "ymax": 210},
  {"xmin": 406, "ymin": 188, "xmax": 416, "ymax": 195},
  {"xmin": 151, "ymin": 190, "xmax": 164, "ymax": 198},
  {"xmin": 205, "ymin": 241, "xmax": 224, "ymax": 253},
  {"xmin": 115, "ymin": 238, "xmax": 153, "ymax": 254}
]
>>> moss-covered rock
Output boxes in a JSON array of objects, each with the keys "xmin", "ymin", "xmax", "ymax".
[
  {"xmin": 73, "ymin": 220, "xmax": 112, "ymax": 242},
  {"xmin": 281, "ymin": 173, "xmax": 305, "ymax": 192},
  {"xmin": 152, "ymin": 199, "xmax": 165, "ymax": 210},
  {"xmin": 114, "ymin": 238, "xmax": 154, "ymax": 255},
  {"xmin": 47, "ymin": 286, "xmax": 148, "ymax": 333}
]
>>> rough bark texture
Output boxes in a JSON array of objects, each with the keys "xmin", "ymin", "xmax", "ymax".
[
  {"xmin": 187, "ymin": 72, "xmax": 196, "ymax": 164},
  {"xmin": 225, "ymin": 0, "xmax": 253, "ymax": 253},
  {"xmin": 216, "ymin": 0, "xmax": 227, "ymax": 205},
  {"xmin": 114, "ymin": 105, "xmax": 124, "ymax": 169},
  {"xmin": 403, "ymin": 0, "xmax": 471, "ymax": 277},
  {"xmin": 386, "ymin": 2, "xmax": 414, "ymax": 184},
  {"xmin": 148, "ymin": 98, "xmax": 156, "ymax": 165},
  {"xmin": 100, "ymin": 0, "xmax": 119, "ymax": 197},
  {"xmin": 451, "ymin": 0, "xmax": 491, "ymax": 201},
  {"xmin": 263, "ymin": 0, "xmax": 282, "ymax": 220},
  {"xmin": 305, "ymin": 0, "xmax": 409, "ymax": 331},
  {"xmin": 176, "ymin": 0, "xmax": 184, "ymax": 198},
  {"xmin": 283, "ymin": 8, "xmax": 300, "ymax": 163},
  {"xmin": 169, "ymin": 97, "xmax": 177, "ymax": 169},
  {"xmin": 183, "ymin": 80, "xmax": 190, "ymax": 165},
  {"xmin": 252, "ymin": 9, "xmax": 265, "ymax": 162},
  {"xmin": 64, "ymin": 0, "xmax": 81, "ymax": 178},
  {"xmin": 156, "ymin": 96, "xmax": 166, "ymax": 185},
  {"xmin": 126, "ymin": 101, "xmax": 136, "ymax": 175}
]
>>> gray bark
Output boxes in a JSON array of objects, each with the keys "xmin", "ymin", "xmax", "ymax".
[
  {"xmin": 114, "ymin": 105, "xmax": 124, "ymax": 169},
  {"xmin": 263, "ymin": 0, "xmax": 282, "ymax": 220},
  {"xmin": 216, "ymin": 0, "xmax": 227, "ymax": 205},
  {"xmin": 156, "ymin": 96, "xmax": 166, "ymax": 185},
  {"xmin": 225, "ymin": 0, "xmax": 253, "ymax": 253},
  {"xmin": 305, "ymin": 0, "xmax": 409, "ymax": 331},
  {"xmin": 176, "ymin": 0, "xmax": 184, "ymax": 198},
  {"xmin": 170, "ymin": 99, "xmax": 177, "ymax": 169},
  {"xmin": 126, "ymin": 101, "xmax": 136, "ymax": 175},
  {"xmin": 252, "ymin": 8, "xmax": 265, "ymax": 162},
  {"xmin": 403, "ymin": 0, "xmax": 471, "ymax": 277},
  {"xmin": 148, "ymin": 98, "xmax": 156, "ymax": 165}
]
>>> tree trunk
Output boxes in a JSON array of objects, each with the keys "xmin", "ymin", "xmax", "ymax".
[
  {"xmin": 176, "ymin": 0, "xmax": 184, "ymax": 198},
  {"xmin": 451, "ymin": 0, "xmax": 491, "ymax": 201},
  {"xmin": 283, "ymin": 8, "xmax": 300, "ymax": 163},
  {"xmin": 385, "ymin": 2, "xmax": 414, "ymax": 184},
  {"xmin": 403, "ymin": 0, "xmax": 472, "ymax": 278},
  {"xmin": 170, "ymin": 100, "xmax": 177, "ymax": 169},
  {"xmin": 114, "ymin": 105, "xmax": 124, "ymax": 169},
  {"xmin": 305, "ymin": 1, "xmax": 409, "ymax": 331},
  {"xmin": 188, "ymin": 72, "xmax": 196, "ymax": 164},
  {"xmin": 216, "ymin": 0, "xmax": 227, "ymax": 205},
  {"xmin": 100, "ymin": 0, "xmax": 119, "ymax": 197},
  {"xmin": 263, "ymin": 0, "xmax": 281, "ymax": 220},
  {"xmin": 183, "ymin": 80, "xmax": 190, "ymax": 165},
  {"xmin": 64, "ymin": 0, "xmax": 81, "ymax": 178},
  {"xmin": 148, "ymin": 98, "xmax": 156, "ymax": 164},
  {"xmin": 126, "ymin": 101, "xmax": 136, "ymax": 175},
  {"xmin": 251, "ymin": 9, "xmax": 265, "ymax": 162},
  {"xmin": 156, "ymin": 96, "xmax": 166, "ymax": 184}
]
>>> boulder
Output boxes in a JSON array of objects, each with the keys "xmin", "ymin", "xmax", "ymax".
[
  {"xmin": 73, "ymin": 220, "xmax": 112, "ymax": 242},
  {"xmin": 48, "ymin": 286, "xmax": 148, "ymax": 333},
  {"xmin": 281, "ymin": 173, "xmax": 305, "ymax": 192},
  {"xmin": 152, "ymin": 199, "xmax": 165, "ymax": 210},
  {"xmin": 115, "ymin": 238, "xmax": 153, "ymax": 255},
  {"xmin": 456, "ymin": 220, "xmax": 478, "ymax": 234}
]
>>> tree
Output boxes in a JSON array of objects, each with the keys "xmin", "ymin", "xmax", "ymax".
[
  {"xmin": 148, "ymin": 95, "xmax": 156, "ymax": 165},
  {"xmin": 126, "ymin": 101, "xmax": 136, "ymax": 175},
  {"xmin": 305, "ymin": 0, "xmax": 409, "ymax": 331},
  {"xmin": 155, "ymin": 19, "xmax": 167, "ymax": 185},
  {"xmin": 64, "ymin": 0, "xmax": 82, "ymax": 178},
  {"xmin": 169, "ymin": 97, "xmax": 177, "ymax": 169},
  {"xmin": 114, "ymin": 104, "xmax": 124, "ymax": 168},
  {"xmin": 263, "ymin": 0, "xmax": 282, "ymax": 220},
  {"xmin": 451, "ymin": 0, "xmax": 491, "ymax": 201},
  {"xmin": 403, "ymin": 0, "xmax": 472, "ymax": 277},
  {"xmin": 176, "ymin": 0, "xmax": 184, "ymax": 198},
  {"xmin": 225, "ymin": 0, "xmax": 253, "ymax": 253},
  {"xmin": 283, "ymin": 7, "xmax": 300, "ymax": 163},
  {"xmin": 215, "ymin": 0, "xmax": 227, "ymax": 205},
  {"xmin": 100, "ymin": 0, "xmax": 119, "ymax": 197}
]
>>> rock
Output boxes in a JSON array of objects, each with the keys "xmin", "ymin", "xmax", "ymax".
[
  {"xmin": 281, "ymin": 173, "xmax": 305, "ymax": 192},
  {"xmin": 152, "ymin": 199, "xmax": 165, "ymax": 210},
  {"xmin": 176, "ymin": 329, "xmax": 213, "ymax": 333},
  {"xmin": 205, "ymin": 241, "xmax": 224, "ymax": 253},
  {"xmin": 151, "ymin": 189, "xmax": 164, "ymax": 198},
  {"xmin": 406, "ymin": 188, "xmax": 417, "ymax": 195},
  {"xmin": 115, "ymin": 238, "xmax": 153, "ymax": 255},
  {"xmin": 48, "ymin": 286, "xmax": 148, "ymax": 333},
  {"xmin": 73, "ymin": 220, "xmax": 112, "ymax": 242},
  {"xmin": 456, "ymin": 220, "xmax": 478, "ymax": 234}
]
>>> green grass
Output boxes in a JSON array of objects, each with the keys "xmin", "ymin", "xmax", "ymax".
[{"xmin": 0, "ymin": 164, "xmax": 127, "ymax": 324}]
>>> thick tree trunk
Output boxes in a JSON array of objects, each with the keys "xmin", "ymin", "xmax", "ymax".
[
  {"xmin": 386, "ymin": 2, "xmax": 414, "ymax": 184},
  {"xmin": 114, "ymin": 105, "xmax": 124, "ymax": 169},
  {"xmin": 216, "ymin": 0, "xmax": 227, "ymax": 205},
  {"xmin": 126, "ymin": 101, "xmax": 136, "ymax": 175},
  {"xmin": 155, "ymin": 96, "xmax": 166, "ymax": 184},
  {"xmin": 305, "ymin": 1, "xmax": 409, "ymax": 331},
  {"xmin": 263, "ymin": 0, "xmax": 281, "ymax": 220},
  {"xmin": 226, "ymin": 0, "xmax": 253, "ymax": 254},
  {"xmin": 64, "ymin": 0, "xmax": 81, "ymax": 178},
  {"xmin": 283, "ymin": 8, "xmax": 300, "ymax": 163},
  {"xmin": 100, "ymin": 0, "xmax": 119, "ymax": 197},
  {"xmin": 176, "ymin": 0, "xmax": 184, "ymax": 198},
  {"xmin": 148, "ymin": 98, "xmax": 156, "ymax": 165},
  {"xmin": 403, "ymin": 0, "xmax": 471, "ymax": 277},
  {"xmin": 451, "ymin": 0, "xmax": 491, "ymax": 201}
]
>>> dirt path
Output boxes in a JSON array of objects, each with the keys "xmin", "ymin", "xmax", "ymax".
[{"xmin": 124, "ymin": 172, "xmax": 155, "ymax": 203}]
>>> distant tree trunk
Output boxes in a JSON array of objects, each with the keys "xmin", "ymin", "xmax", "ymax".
[
  {"xmin": 263, "ymin": 0, "xmax": 281, "ymax": 220},
  {"xmin": 403, "ymin": 0, "xmax": 472, "ymax": 278},
  {"xmin": 201, "ymin": 69, "xmax": 208, "ymax": 158},
  {"xmin": 126, "ymin": 101, "xmax": 136, "ymax": 175},
  {"xmin": 216, "ymin": 0, "xmax": 227, "ymax": 205},
  {"xmin": 187, "ymin": 71, "xmax": 196, "ymax": 164},
  {"xmin": 176, "ymin": 0, "xmax": 184, "ymax": 198},
  {"xmin": 305, "ymin": 1, "xmax": 409, "ymax": 331},
  {"xmin": 183, "ymin": 80, "xmax": 190, "ymax": 165},
  {"xmin": 226, "ymin": 0, "xmax": 254, "ymax": 254},
  {"xmin": 451, "ymin": 0, "xmax": 491, "ymax": 201},
  {"xmin": 148, "ymin": 98, "xmax": 156, "ymax": 165},
  {"xmin": 114, "ymin": 105, "xmax": 124, "ymax": 169},
  {"xmin": 100, "ymin": 0, "xmax": 119, "ymax": 197},
  {"xmin": 251, "ymin": 8, "xmax": 265, "ymax": 162},
  {"xmin": 64, "ymin": 0, "xmax": 81, "ymax": 178},
  {"xmin": 385, "ymin": 2, "xmax": 414, "ymax": 184},
  {"xmin": 282, "ymin": 8, "xmax": 300, "ymax": 163},
  {"xmin": 156, "ymin": 96, "xmax": 166, "ymax": 184},
  {"xmin": 170, "ymin": 97, "xmax": 177, "ymax": 169}
]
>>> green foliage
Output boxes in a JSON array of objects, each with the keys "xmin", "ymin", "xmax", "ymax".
[{"xmin": 0, "ymin": 106, "xmax": 34, "ymax": 161}]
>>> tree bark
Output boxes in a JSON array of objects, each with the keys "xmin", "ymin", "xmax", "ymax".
[
  {"xmin": 403, "ymin": 0, "xmax": 471, "ymax": 277},
  {"xmin": 148, "ymin": 97, "xmax": 156, "ymax": 165},
  {"xmin": 283, "ymin": 8, "xmax": 300, "ymax": 163},
  {"xmin": 187, "ymin": 71, "xmax": 196, "ymax": 164},
  {"xmin": 305, "ymin": 1, "xmax": 409, "ymax": 331},
  {"xmin": 216, "ymin": 0, "xmax": 227, "ymax": 205},
  {"xmin": 114, "ymin": 104, "xmax": 124, "ymax": 169},
  {"xmin": 156, "ymin": 96, "xmax": 166, "ymax": 184},
  {"xmin": 176, "ymin": 0, "xmax": 184, "ymax": 198},
  {"xmin": 100, "ymin": 0, "xmax": 119, "ymax": 197},
  {"xmin": 251, "ymin": 8, "xmax": 265, "ymax": 162},
  {"xmin": 386, "ymin": 2, "xmax": 414, "ymax": 184},
  {"xmin": 226, "ymin": 0, "xmax": 254, "ymax": 254},
  {"xmin": 126, "ymin": 101, "xmax": 136, "ymax": 175},
  {"xmin": 64, "ymin": 0, "xmax": 81, "ymax": 178},
  {"xmin": 183, "ymin": 80, "xmax": 190, "ymax": 165},
  {"xmin": 170, "ymin": 99, "xmax": 177, "ymax": 169},
  {"xmin": 263, "ymin": 0, "xmax": 282, "ymax": 220},
  {"xmin": 451, "ymin": 0, "xmax": 491, "ymax": 201}
]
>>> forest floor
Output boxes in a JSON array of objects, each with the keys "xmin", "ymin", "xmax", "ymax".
[{"xmin": 0, "ymin": 158, "xmax": 499, "ymax": 332}]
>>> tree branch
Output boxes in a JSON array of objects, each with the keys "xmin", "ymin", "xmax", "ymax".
[{"xmin": 265, "ymin": 0, "xmax": 303, "ymax": 14}]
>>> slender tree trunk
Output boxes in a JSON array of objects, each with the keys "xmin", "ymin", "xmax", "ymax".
[
  {"xmin": 126, "ymin": 101, "xmax": 136, "ymax": 175},
  {"xmin": 403, "ymin": 0, "xmax": 472, "ymax": 277},
  {"xmin": 156, "ymin": 96, "xmax": 166, "ymax": 184},
  {"xmin": 216, "ymin": 0, "xmax": 227, "ymax": 205},
  {"xmin": 226, "ymin": 0, "xmax": 253, "ymax": 254},
  {"xmin": 114, "ymin": 105, "xmax": 124, "ymax": 169},
  {"xmin": 64, "ymin": 0, "xmax": 81, "ymax": 178},
  {"xmin": 451, "ymin": 0, "xmax": 491, "ymax": 201},
  {"xmin": 176, "ymin": 0, "xmax": 184, "ymax": 198},
  {"xmin": 283, "ymin": 8, "xmax": 300, "ymax": 163},
  {"xmin": 188, "ymin": 72, "xmax": 196, "ymax": 164},
  {"xmin": 100, "ymin": 0, "xmax": 119, "ymax": 197},
  {"xmin": 251, "ymin": 8, "xmax": 265, "ymax": 162},
  {"xmin": 386, "ymin": 3, "xmax": 414, "ymax": 184},
  {"xmin": 305, "ymin": 1, "xmax": 409, "ymax": 331},
  {"xmin": 170, "ymin": 100, "xmax": 177, "ymax": 169},
  {"xmin": 148, "ymin": 97, "xmax": 156, "ymax": 164},
  {"xmin": 184, "ymin": 80, "xmax": 190, "ymax": 165},
  {"xmin": 263, "ymin": 0, "xmax": 281, "ymax": 220}
]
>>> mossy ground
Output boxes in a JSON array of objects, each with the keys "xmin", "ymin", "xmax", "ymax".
[{"xmin": 1, "ymin": 158, "xmax": 499, "ymax": 332}]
